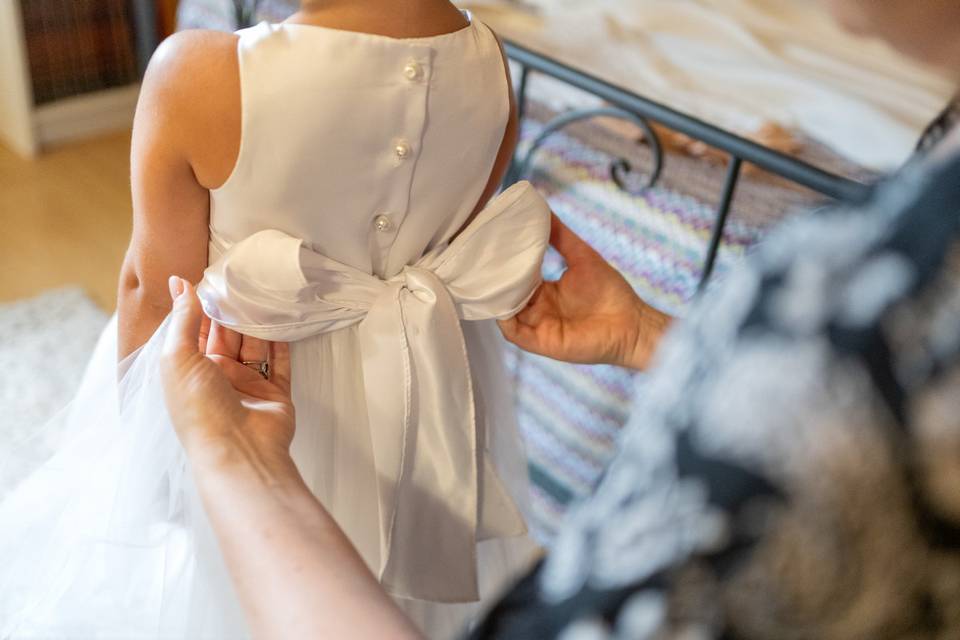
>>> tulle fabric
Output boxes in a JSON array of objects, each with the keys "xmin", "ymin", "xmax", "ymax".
[
  {"xmin": 276, "ymin": 317, "xmax": 540, "ymax": 636},
  {"xmin": 0, "ymin": 315, "xmax": 245, "ymax": 639},
  {"xmin": 0, "ymin": 314, "xmax": 536, "ymax": 638}
]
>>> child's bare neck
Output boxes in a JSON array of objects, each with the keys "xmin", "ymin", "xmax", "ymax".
[{"xmin": 288, "ymin": 0, "xmax": 468, "ymax": 39}]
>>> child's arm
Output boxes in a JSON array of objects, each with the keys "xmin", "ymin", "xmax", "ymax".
[{"xmin": 118, "ymin": 31, "xmax": 240, "ymax": 359}]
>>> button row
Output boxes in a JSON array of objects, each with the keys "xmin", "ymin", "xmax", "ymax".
[{"xmin": 374, "ymin": 60, "xmax": 425, "ymax": 235}]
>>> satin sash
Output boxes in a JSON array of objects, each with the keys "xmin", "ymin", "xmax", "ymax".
[{"xmin": 196, "ymin": 181, "xmax": 550, "ymax": 601}]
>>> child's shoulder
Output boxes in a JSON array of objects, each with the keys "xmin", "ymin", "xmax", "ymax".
[
  {"xmin": 154, "ymin": 28, "xmax": 239, "ymax": 60},
  {"xmin": 146, "ymin": 29, "xmax": 239, "ymax": 97},
  {"xmin": 136, "ymin": 29, "xmax": 241, "ymax": 189}
]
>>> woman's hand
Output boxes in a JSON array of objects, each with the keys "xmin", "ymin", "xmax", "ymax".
[
  {"xmin": 499, "ymin": 216, "xmax": 671, "ymax": 370},
  {"xmin": 160, "ymin": 276, "xmax": 296, "ymax": 478},
  {"xmin": 160, "ymin": 276, "xmax": 423, "ymax": 640}
]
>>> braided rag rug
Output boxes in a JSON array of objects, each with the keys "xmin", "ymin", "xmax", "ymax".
[{"xmin": 508, "ymin": 108, "xmax": 839, "ymax": 540}]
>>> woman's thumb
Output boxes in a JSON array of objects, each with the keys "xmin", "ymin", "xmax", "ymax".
[{"xmin": 163, "ymin": 276, "xmax": 203, "ymax": 365}]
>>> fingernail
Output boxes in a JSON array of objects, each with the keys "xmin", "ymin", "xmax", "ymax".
[{"xmin": 168, "ymin": 276, "xmax": 184, "ymax": 300}]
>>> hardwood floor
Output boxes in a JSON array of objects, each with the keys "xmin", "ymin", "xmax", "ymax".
[{"xmin": 0, "ymin": 131, "xmax": 133, "ymax": 310}]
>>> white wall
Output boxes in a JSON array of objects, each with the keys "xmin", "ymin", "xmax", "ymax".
[{"xmin": 0, "ymin": 0, "xmax": 38, "ymax": 157}]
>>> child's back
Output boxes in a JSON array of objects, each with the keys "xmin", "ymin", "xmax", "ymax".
[
  {"xmin": 209, "ymin": 7, "xmax": 510, "ymax": 278},
  {"xmin": 199, "ymin": 5, "xmax": 545, "ymax": 635}
]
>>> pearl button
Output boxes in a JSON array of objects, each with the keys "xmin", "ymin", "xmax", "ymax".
[
  {"xmin": 395, "ymin": 141, "xmax": 411, "ymax": 159},
  {"xmin": 403, "ymin": 62, "xmax": 422, "ymax": 81},
  {"xmin": 373, "ymin": 214, "xmax": 392, "ymax": 232}
]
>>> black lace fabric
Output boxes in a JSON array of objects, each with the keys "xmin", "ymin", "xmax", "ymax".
[
  {"xmin": 470, "ymin": 147, "xmax": 960, "ymax": 639},
  {"xmin": 916, "ymin": 99, "xmax": 960, "ymax": 155}
]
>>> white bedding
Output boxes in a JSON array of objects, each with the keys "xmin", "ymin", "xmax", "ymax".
[
  {"xmin": 178, "ymin": 0, "xmax": 956, "ymax": 170},
  {"xmin": 462, "ymin": 0, "xmax": 955, "ymax": 170}
]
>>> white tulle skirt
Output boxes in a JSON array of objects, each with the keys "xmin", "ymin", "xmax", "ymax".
[{"xmin": 0, "ymin": 314, "xmax": 537, "ymax": 639}]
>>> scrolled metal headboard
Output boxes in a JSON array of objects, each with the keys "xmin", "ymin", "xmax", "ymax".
[{"xmin": 500, "ymin": 40, "xmax": 873, "ymax": 291}]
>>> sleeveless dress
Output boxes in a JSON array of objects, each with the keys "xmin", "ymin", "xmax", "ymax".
[{"xmin": 0, "ymin": 14, "xmax": 549, "ymax": 639}]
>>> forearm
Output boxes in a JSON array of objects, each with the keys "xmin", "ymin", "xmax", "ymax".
[
  {"xmin": 116, "ymin": 193, "xmax": 209, "ymax": 360},
  {"xmin": 118, "ymin": 266, "xmax": 173, "ymax": 359},
  {"xmin": 191, "ymin": 448, "xmax": 423, "ymax": 640}
]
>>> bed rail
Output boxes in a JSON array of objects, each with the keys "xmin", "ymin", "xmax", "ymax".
[{"xmin": 501, "ymin": 39, "xmax": 873, "ymax": 291}]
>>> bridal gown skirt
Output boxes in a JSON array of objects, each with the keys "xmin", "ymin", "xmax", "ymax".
[{"xmin": 0, "ymin": 314, "xmax": 538, "ymax": 639}]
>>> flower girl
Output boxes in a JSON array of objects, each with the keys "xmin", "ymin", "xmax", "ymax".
[{"xmin": 0, "ymin": 1, "xmax": 549, "ymax": 637}]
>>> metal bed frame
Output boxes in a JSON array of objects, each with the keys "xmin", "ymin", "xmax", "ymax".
[{"xmin": 501, "ymin": 40, "xmax": 873, "ymax": 291}]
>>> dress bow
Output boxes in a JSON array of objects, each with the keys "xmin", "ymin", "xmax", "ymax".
[{"xmin": 196, "ymin": 181, "xmax": 550, "ymax": 601}]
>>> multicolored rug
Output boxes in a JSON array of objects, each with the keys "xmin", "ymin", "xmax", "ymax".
[{"xmin": 508, "ymin": 108, "xmax": 824, "ymax": 540}]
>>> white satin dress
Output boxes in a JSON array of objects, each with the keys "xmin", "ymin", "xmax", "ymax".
[{"xmin": 0, "ymin": 14, "xmax": 549, "ymax": 639}]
